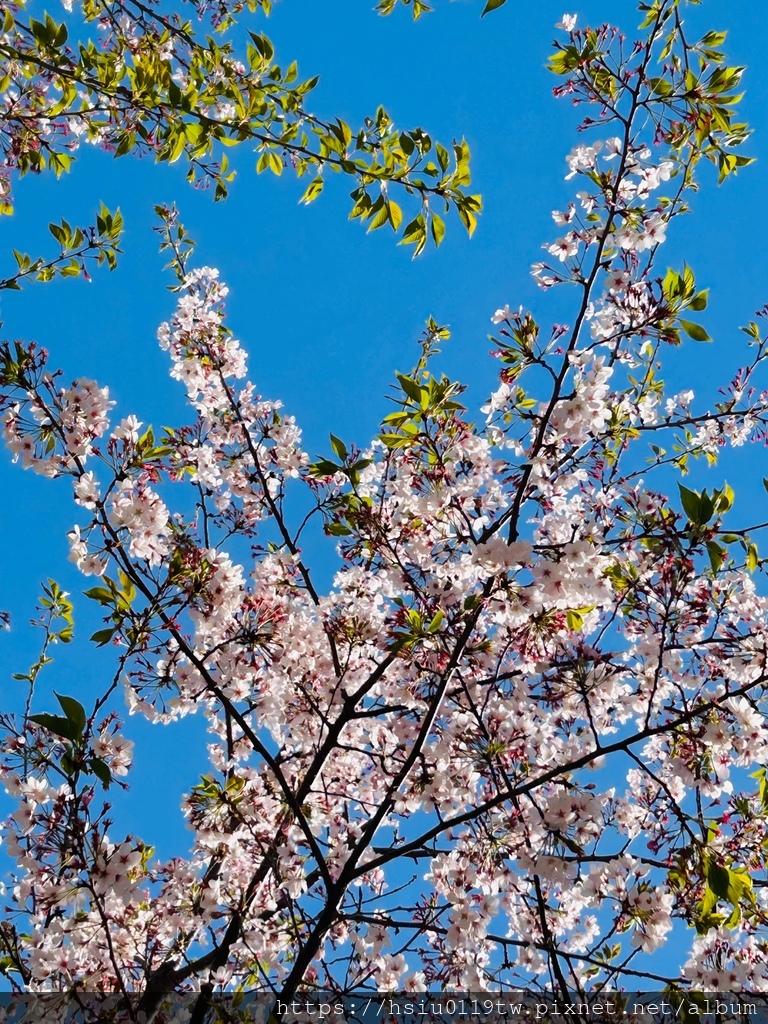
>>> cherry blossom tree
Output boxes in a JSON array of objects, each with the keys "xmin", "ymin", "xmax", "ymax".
[{"xmin": 2, "ymin": 0, "xmax": 768, "ymax": 1020}]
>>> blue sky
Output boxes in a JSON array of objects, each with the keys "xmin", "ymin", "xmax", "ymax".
[{"xmin": 2, "ymin": 0, "xmax": 768, "ymax": 965}]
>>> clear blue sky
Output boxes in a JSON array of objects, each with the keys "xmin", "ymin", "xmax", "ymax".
[{"xmin": 1, "ymin": 0, "xmax": 767, "ymax": 910}]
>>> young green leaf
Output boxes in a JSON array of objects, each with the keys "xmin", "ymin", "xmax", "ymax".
[
  {"xmin": 55, "ymin": 693, "xmax": 86, "ymax": 733},
  {"xmin": 29, "ymin": 713, "xmax": 81, "ymax": 743},
  {"xmin": 679, "ymin": 319, "xmax": 711, "ymax": 342}
]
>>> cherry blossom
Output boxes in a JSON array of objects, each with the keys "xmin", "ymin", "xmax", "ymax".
[{"xmin": 0, "ymin": 0, "xmax": 764, "ymax": 1014}]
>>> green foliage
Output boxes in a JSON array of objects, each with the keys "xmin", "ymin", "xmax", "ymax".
[
  {"xmin": 38, "ymin": 579, "xmax": 74, "ymax": 644},
  {"xmin": 347, "ymin": 128, "xmax": 481, "ymax": 254},
  {"xmin": 678, "ymin": 481, "xmax": 733, "ymax": 528},
  {"xmin": 84, "ymin": 570, "xmax": 137, "ymax": 647},
  {"xmin": 673, "ymin": 483, "xmax": 753, "ymax": 575},
  {"xmin": 29, "ymin": 690, "xmax": 114, "ymax": 789},
  {"xmin": 308, "ymin": 432, "xmax": 372, "ymax": 490},
  {"xmin": 698, "ymin": 855, "xmax": 754, "ymax": 931},
  {"xmin": 0, "ymin": 207, "xmax": 123, "ymax": 290},
  {"xmin": 377, "ymin": 367, "xmax": 466, "ymax": 451},
  {"xmin": 30, "ymin": 692, "xmax": 86, "ymax": 745},
  {"xmin": 662, "ymin": 265, "xmax": 711, "ymax": 343},
  {"xmin": 565, "ymin": 606, "xmax": 595, "ymax": 632},
  {"xmin": 388, "ymin": 601, "xmax": 445, "ymax": 651},
  {"xmin": 11, "ymin": 581, "xmax": 75, "ymax": 717},
  {"xmin": 375, "ymin": 0, "xmax": 434, "ymax": 18},
  {"xmin": 0, "ymin": 4, "xmax": 480, "ymax": 251},
  {"xmin": 659, "ymin": 33, "xmax": 752, "ymax": 181}
]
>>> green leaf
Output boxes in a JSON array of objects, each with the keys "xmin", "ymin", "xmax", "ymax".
[
  {"xmin": 456, "ymin": 195, "xmax": 481, "ymax": 236},
  {"xmin": 481, "ymin": 0, "xmax": 506, "ymax": 16},
  {"xmin": 678, "ymin": 484, "xmax": 701, "ymax": 523},
  {"xmin": 326, "ymin": 522, "xmax": 352, "ymax": 536},
  {"xmin": 366, "ymin": 197, "xmax": 389, "ymax": 232},
  {"xmin": 90, "ymin": 627, "xmax": 117, "ymax": 646},
  {"xmin": 679, "ymin": 319, "xmax": 711, "ymax": 342},
  {"xmin": 548, "ymin": 50, "xmax": 577, "ymax": 75},
  {"xmin": 430, "ymin": 212, "xmax": 445, "ymax": 247},
  {"xmin": 55, "ymin": 693, "xmax": 86, "ymax": 733},
  {"xmin": 379, "ymin": 433, "xmax": 416, "ymax": 450},
  {"xmin": 400, "ymin": 214, "xmax": 424, "ymax": 243},
  {"xmin": 754, "ymin": 767, "xmax": 768, "ymax": 813},
  {"xmin": 566, "ymin": 609, "xmax": 584, "ymax": 631},
  {"xmin": 267, "ymin": 151, "xmax": 283, "ymax": 176},
  {"xmin": 706, "ymin": 861, "xmax": 731, "ymax": 900},
  {"xmin": 388, "ymin": 200, "xmax": 403, "ymax": 231},
  {"xmin": 714, "ymin": 482, "xmax": 734, "ymax": 513},
  {"xmin": 700, "ymin": 30, "xmax": 727, "ymax": 49},
  {"xmin": 0, "ymin": 956, "xmax": 19, "ymax": 976},
  {"xmin": 747, "ymin": 543, "xmax": 759, "ymax": 573},
  {"xmin": 399, "ymin": 214, "xmax": 427, "ymax": 256},
  {"xmin": 29, "ymin": 713, "xmax": 81, "ymax": 743},
  {"xmin": 427, "ymin": 609, "xmax": 444, "ymax": 633},
  {"xmin": 706, "ymin": 859, "xmax": 753, "ymax": 913},
  {"xmin": 698, "ymin": 491, "xmax": 715, "ymax": 525},
  {"xmin": 396, "ymin": 372, "xmax": 423, "ymax": 405},
  {"xmin": 706, "ymin": 541, "xmax": 726, "ymax": 573},
  {"xmin": 49, "ymin": 222, "xmax": 67, "ymax": 246},
  {"xmin": 329, "ymin": 434, "xmax": 348, "ymax": 462},
  {"xmin": 88, "ymin": 757, "xmax": 112, "ymax": 789},
  {"xmin": 299, "ymin": 177, "xmax": 324, "ymax": 205},
  {"xmin": 308, "ymin": 459, "xmax": 341, "ymax": 478}
]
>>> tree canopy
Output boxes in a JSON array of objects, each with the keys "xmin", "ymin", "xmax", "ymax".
[
  {"xmin": 1, "ymin": 0, "xmax": 768, "ymax": 1020},
  {"xmin": 0, "ymin": 0, "xmax": 480, "ymax": 253}
]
